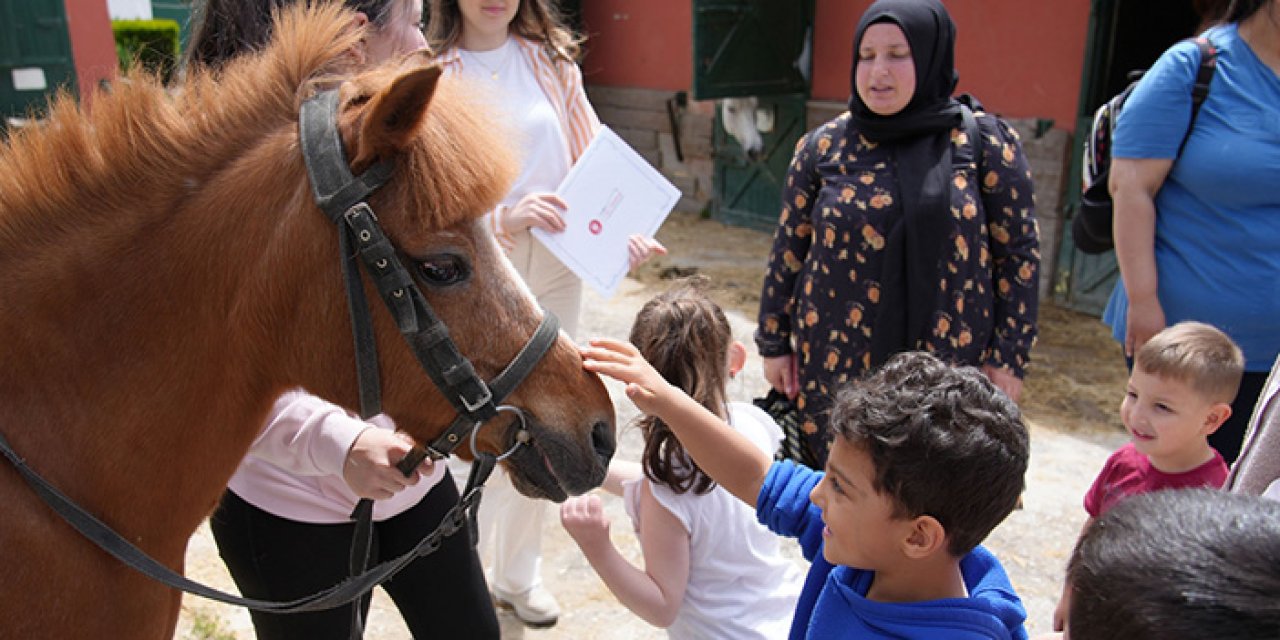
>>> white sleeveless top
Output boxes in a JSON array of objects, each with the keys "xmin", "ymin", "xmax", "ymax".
[
  {"xmin": 623, "ymin": 403, "xmax": 803, "ymax": 639},
  {"xmin": 457, "ymin": 37, "xmax": 572, "ymax": 209}
]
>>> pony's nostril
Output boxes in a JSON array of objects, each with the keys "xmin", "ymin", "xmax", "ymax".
[{"xmin": 591, "ymin": 419, "xmax": 616, "ymax": 462}]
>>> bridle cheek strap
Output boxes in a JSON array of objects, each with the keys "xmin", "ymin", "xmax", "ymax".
[{"xmin": 300, "ymin": 88, "xmax": 564, "ymax": 636}]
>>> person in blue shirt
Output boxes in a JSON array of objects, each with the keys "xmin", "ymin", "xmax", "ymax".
[
  {"xmin": 582, "ymin": 344, "xmax": 1031, "ymax": 640},
  {"xmin": 1105, "ymin": 0, "xmax": 1280, "ymax": 465}
]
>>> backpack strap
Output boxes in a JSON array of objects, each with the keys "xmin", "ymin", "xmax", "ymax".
[
  {"xmin": 1178, "ymin": 36, "xmax": 1217, "ymax": 155},
  {"xmin": 953, "ymin": 102, "xmax": 981, "ymax": 172}
]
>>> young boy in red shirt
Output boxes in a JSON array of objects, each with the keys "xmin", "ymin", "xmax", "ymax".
[{"xmin": 1052, "ymin": 321, "xmax": 1244, "ymax": 631}]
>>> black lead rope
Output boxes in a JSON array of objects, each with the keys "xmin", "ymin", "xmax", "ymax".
[
  {"xmin": 0, "ymin": 427, "xmax": 468, "ymax": 614},
  {"xmin": 0, "ymin": 417, "xmax": 508, "ymax": 618}
]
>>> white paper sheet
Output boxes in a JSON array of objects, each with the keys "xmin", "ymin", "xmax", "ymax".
[{"xmin": 531, "ymin": 126, "xmax": 680, "ymax": 298}]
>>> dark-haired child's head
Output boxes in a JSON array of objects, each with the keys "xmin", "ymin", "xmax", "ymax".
[
  {"xmin": 629, "ymin": 276, "xmax": 744, "ymax": 495},
  {"xmin": 1066, "ymin": 488, "xmax": 1280, "ymax": 640},
  {"xmin": 816, "ymin": 352, "xmax": 1028, "ymax": 563}
]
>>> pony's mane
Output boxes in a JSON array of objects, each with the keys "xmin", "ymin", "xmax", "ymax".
[
  {"xmin": 0, "ymin": 3, "xmax": 356, "ymax": 237},
  {"xmin": 0, "ymin": 3, "xmax": 514, "ymax": 237}
]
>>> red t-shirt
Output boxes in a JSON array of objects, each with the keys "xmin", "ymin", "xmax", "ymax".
[{"xmin": 1083, "ymin": 442, "xmax": 1229, "ymax": 517}]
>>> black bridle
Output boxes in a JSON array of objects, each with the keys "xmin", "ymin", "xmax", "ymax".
[
  {"xmin": 0, "ymin": 88, "xmax": 560, "ymax": 631},
  {"xmin": 300, "ymin": 87, "xmax": 562, "ymax": 632}
]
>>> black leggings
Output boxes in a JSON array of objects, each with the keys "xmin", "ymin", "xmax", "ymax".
[{"xmin": 211, "ymin": 469, "xmax": 499, "ymax": 639}]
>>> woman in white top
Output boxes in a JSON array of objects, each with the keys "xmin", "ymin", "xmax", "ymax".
[
  {"xmin": 427, "ymin": 0, "xmax": 667, "ymax": 626},
  {"xmin": 561, "ymin": 278, "xmax": 803, "ymax": 639}
]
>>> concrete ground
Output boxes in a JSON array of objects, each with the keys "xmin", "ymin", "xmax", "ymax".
[{"xmin": 176, "ymin": 273, "xmax": 1125, "ymax": 639}]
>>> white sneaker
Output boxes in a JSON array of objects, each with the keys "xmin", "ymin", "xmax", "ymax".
[{"xmin": 492, "ymin": 585, "xmax": 560, "ymax": 628}]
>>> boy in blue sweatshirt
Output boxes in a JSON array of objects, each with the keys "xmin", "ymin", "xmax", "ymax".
[{"xmin": 583, "ymin": 346, "xmax": 1030, "ymax": 639}]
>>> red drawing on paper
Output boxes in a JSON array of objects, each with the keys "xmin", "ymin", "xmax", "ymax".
[{"xmin": 588, "ymin": 189, "xmax": 623, "ymax": 236}]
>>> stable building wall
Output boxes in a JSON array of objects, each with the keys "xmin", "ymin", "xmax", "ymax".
[{"xmin": 579, "ymin": 0, "xmax": 1083, "ymax": 299}]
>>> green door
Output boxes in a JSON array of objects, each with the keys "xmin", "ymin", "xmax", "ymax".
[
  {"xmin": 692, "ymin": 0, "xmax": 813, "ymax": 100},
  {"xmin": 152, "ymin": 1, "xmax": 194, "ymax": 52},
  {"xmin": 1055, "ymin": 0, "xmax": 1202, "ymax": 315},
  {"xmin": 713, "ymin": 92, "xmax": 807, "ymax": 231},
  {"xmin": 693, "ymin": 0, "xmax": 814, "ymax": 230},
  {"xmin": 0, "ymin": 0, "xmax": 77, "ymax": 122}
]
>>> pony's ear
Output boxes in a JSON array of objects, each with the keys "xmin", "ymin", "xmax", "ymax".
[{"xmin": 351, "ymin": 64, "xmax": 442, "ymax": 169}]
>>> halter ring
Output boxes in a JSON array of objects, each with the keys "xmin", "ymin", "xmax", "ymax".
[{"xmin": 469, "ymin": 404, "xmax": 529, "ymax": 462}]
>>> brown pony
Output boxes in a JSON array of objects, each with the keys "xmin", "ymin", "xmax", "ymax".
[{"xmin": 0, "ymin": 5, "xmax": 614, "ymax": 638}]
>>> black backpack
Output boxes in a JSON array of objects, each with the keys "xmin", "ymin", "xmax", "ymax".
[{"xmin": 1072, "ymin": 37, "xmax": 1217, "ymax": 255}]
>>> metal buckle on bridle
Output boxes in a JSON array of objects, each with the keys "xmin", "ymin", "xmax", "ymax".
[
  {"xmin": 460, "ymin": 384, "xmax": 494, "ymax": 414},
  {"xmin": 299, "ymin": 86, "xmax": 561, "ymax": 637}
]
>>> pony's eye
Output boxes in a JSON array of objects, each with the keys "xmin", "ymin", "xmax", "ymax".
[{"xmin": 417, "ymin": 254, "xmax": 469, "ymax": 286}]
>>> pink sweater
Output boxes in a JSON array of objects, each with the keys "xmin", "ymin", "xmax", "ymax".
[{"xmin": 227, "ymin": 390, "xmax": 445, "ymax": 523}]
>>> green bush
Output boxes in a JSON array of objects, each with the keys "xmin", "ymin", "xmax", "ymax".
[{"xmin": 112, "ymin": 19, "xmax": 181, "ymax": 83}]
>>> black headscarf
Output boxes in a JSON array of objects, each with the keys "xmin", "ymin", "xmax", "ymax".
[
  {"xmin": 848, "ymin": 0, "xmax": 965, "ymax": 368},
  {"xmin": 848, "ymin": 0, "xmax": 962, "ymax": 141}
]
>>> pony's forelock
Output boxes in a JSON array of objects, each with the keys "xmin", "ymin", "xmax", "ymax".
[{"xmin": 396, "ymin": 77, "xmax": 518, "ymax": 231}]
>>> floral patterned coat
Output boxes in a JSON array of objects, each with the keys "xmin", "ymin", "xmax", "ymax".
[{"xmin": 755, "ymin": 111, "xmax": 1039, "ymax": 456}]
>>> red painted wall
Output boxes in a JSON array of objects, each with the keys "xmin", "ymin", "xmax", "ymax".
[
  {"xmin": 580, "ymin": 0, "xmax": 692, "ymax": 90},
  {"xmin": 582, "ymin": 0, "xmax": 1091, "ymax": 132},
  {"xmin": 948, "ymin": 1, "xmax": 1091, "ymax": 131},
  {"xmin": 63, "ymin": 0, "xmax": 118, "ymax": 108}
]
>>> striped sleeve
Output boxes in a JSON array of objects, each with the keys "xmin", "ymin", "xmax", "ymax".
[
  {"xmin": 556, "ymin": 59, "xmax": 600, "ymax": 162},
  {"xmin": 520, "ymin": 38, "xmax": 599, "ymax": 163}
]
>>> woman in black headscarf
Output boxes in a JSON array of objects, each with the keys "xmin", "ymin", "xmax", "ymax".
[{"xmin": 756, "ymin": 0, "xmax": 1040, "ymax": 467}]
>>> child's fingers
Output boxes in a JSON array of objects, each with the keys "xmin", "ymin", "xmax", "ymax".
[
  {"xmin": 585, "ymin": 337, "xmax": 637, "ymax": 355},
  {"xmin": 624, "ymin": 383, "xmax": 657, "ymax": 404},
  {"xmin": 560, "ymin": 495, "xmax": 589, "ymax": 523},
  {"xmin": 580, "ymin": 346, "xmax": 625, "ymax": 365},
  {"xmin": 587, "ymin": 361, "xmax": 649, "ymax": 389},
  {"xmin": 581, "ymin": 347, "xmax": 636, "ymax": 375}
]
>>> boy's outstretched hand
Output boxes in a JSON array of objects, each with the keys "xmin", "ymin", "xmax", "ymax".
[
  {"xmin": 581, "ymin": 338, "xmax": 674, "ymax": 417},
  {"xmin": 581, "ymin": 337, "xmax": 772, "ymax": 507}
]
